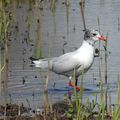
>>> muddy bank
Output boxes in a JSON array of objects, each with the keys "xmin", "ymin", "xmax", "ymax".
[{"xmin": 0, "ymin": 101, "xmax": 112, "ymax": 120}]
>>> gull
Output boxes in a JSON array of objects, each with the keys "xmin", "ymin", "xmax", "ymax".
[{"xmin": 31, "ymin": 29, "xmax": 106, "ymax": 90}]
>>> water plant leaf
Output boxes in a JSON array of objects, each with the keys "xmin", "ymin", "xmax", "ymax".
[
  {"xmin": 67, "ymin": 103, "xmax": 73, "ymax": 119},
  {"xmin": 103, "ymin": 45, "xmax": 107, "ymax": 51}
]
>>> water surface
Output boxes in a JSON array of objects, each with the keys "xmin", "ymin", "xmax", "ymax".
[{"xmin": 1, "ymin": 0, "xmax": 120, "ymax": 108}]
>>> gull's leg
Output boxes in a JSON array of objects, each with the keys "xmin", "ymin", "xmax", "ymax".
[
  {"xmin": 75, "ymin": 77, "xmax": 78, "ymax": 86},
  {"xmin": 68, "ymin": 77, "xmax": 80, "ymax": 91}
]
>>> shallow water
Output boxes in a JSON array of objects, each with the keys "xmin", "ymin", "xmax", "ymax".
[{"xmin": 1, "ymin": 0, "xmax": 120, "ymax": 109}]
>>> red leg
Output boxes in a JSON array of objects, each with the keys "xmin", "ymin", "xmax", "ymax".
[{"xmin": 68, "ymin": 80, "xmax": 80, "ymax": 91}]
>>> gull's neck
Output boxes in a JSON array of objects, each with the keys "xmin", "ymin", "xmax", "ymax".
[
  {"xmin": 77, "ymin": 40, "xmax": 95, "ymax": 52},
  {"xmin": 84, "ymin": 39, "xmax": 95, "ymax": 47}
]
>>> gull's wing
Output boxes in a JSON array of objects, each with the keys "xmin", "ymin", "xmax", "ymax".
[{"xmin": 52, "ymin": 52, "xmax": 80, "ymax": 74}]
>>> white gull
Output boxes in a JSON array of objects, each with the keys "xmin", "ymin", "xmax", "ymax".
[{"xmin": 32, "ymin": 29, "xmax": 106, "ymax": 90}]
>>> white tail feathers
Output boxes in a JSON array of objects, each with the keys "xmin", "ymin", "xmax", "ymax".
[{"xmin": 33, "ymin": 60, "xmax": 49, "ymax": 69}]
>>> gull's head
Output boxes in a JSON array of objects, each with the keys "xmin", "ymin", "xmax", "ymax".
[{"xmin": 84, "ymin": 29, "xmax": 106, "ymax": 42}]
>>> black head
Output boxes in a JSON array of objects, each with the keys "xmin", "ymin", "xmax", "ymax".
[
  {"xmin": 83, "ymin": 29, "xmax": 91, "ymax": 40},
  {"xmin": 83, "ymin": 29, "xmax": 106, "ymax": 42}
]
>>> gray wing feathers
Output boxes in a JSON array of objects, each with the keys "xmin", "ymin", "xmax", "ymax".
[
  {"xmin": 33, "ymin": 52, "xmax": 80, "ymax": 75},
  {"xmin": 52, "ymin": 52, "xmax": 78, "ymax": 74}
]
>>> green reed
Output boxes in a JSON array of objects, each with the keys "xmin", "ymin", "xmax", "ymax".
[
  {"xmin": 112, "ymin": 73, "xmax": 120, "ymax": 120},
  {"xmin": 29, "ymin": 0, "xmax": 35, "ymax": 11},
  {"xmin": 52, "ymin": 0, "xmax": 56, "ymax": 33},
  {"xmin": 52, "ymin": 0, "xmax": 56, "ymax": 16},
  {"xmin": 0, "ymin": 51, "xmax": 1, "ymax": 92},
  {"xmin": 117, "ymin": 73, "xmax": 120, "ymax": 105},
  {"xmin": 66, "ymin": 0, "xmax": 69, "ymax": 23},
  {"xmin": 104, "ymin": 33, "xmax": 108, "ymax": 111},
  {"xmin": 97, "ymin": 16, "xmax": 102, "ymax": 83},
  {"xmin": 26, "ymin": 4, "xmax": 34, "ymax": 43},
  {"xmin": 0, "ymin": 0, "xmax": 9, "ymax": 104},
  {"xmin": 72, "ymin": 68, "xmax": 84, "ymax": 120},
  {"xmin": 51, "ymin": 0, "xmax": 57, "ymax": 57},
  {"xmin": 66, "ymin": 0, "xmax": 69, "ymax": 50},
  {"xmin": 3, "ymin": 12, "xmax": 9, "ymax": 106},
  {"xmin": 79, "ymin": 0, "xmax": 86, "ymax": 30},
  {"xmin": 77, "ymin": 72, "xmax": 84, "ymax": 120},
  {"xmin": 8, "ymin": 0, "xmax": 16, "ymax": 25},
  {"xmin": 73, "ymin": 68, "xmax": 78, "ymax": 111},
  {"xmin": 0, "ymin": 1, "xmax": 2, "ymax": 91},
  {"xmin": 33, "ymin": 0, "xmax": 43, "ymax": 59},
  {"xmin": 97, "ymin": 17, "xmax": 109, "ymax": 112},
  {"xmin": 97, "ymin": 17, "xmax": 103, "ymax": 104}
]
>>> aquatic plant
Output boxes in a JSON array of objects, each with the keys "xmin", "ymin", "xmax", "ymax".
[
  {"xmin": 79, "ymin": 0, "xmax": 86, "ymax": 30},
  {"xmin": 33, "ymin": 0, "xmax": 43, "ymax": 59},
  {"xmin": 111, "ymin": 73, "xmax": 120, "ymax": 120},
  {"xmin": 0, "ymin": 1, "xmax": 2, "ymax": 91},
  {"xmin": 97, "ymin": 16, "xmax": 109, "ymax": 112},
  {"xmin": 52, "ymin": 0, "xmax": 57, "ymax": 35},
  {"xmin": 104, "ymin": 33, "xmax": 108, "ymax": 111},
  {"xmin": 0, "ymin": 0, "xmax": 9, "ymax": 105},
  {"xmin": 66, "ymin": 0, "xmax": 69, "ymax": 23},
  {"xmin": 52, "ymin": 0, "xmax": 56, "ymax": 16},
  {"xmin": 65, "ymin": 0, "xmax": 69, "ymax": 55},
  {"xmin": 96, "ymin": 17, "xmax": 103, "ymax": 105}
]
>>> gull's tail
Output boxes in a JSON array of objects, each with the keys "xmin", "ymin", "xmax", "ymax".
[
  {"xmin": 30, "ymin": 57, "xmax": 51, "ymax": 69},
  {"xmin": 33, "ymin": 59, "xmax": 49, "ymax": 68}
]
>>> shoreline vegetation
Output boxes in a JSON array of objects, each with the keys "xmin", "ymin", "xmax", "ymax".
[{"xmin": 0, "ymin": 99, "xmax": 112, "ymax": 120}]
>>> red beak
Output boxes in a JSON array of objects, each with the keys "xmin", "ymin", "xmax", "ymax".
[{"xmin": 98, "ymin": 35, "xmax": 106, "ymax": 41}]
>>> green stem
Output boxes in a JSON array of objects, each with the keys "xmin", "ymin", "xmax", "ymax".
[
  {"xmin": 104, "ymin": 33, "xmax": 108, "ymax": 111},
  {"xmin": 34, "ymin": 1, "xmax": 43, "ymax": 59},
  {"xmin": 79, "ymin": 0, "xmax": 86, "ymax": 30}
]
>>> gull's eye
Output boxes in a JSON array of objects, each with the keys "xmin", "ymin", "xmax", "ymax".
[{"xmin": 92, "ymin": 33, "xmax": 97, "ymax": 36}]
